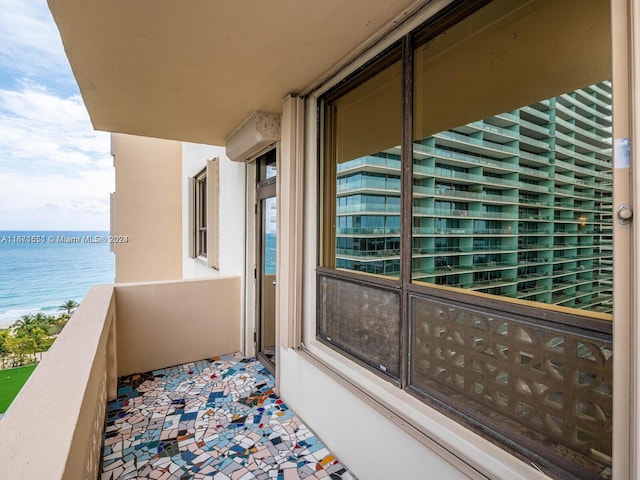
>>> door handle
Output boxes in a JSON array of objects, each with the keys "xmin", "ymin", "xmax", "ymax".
[{"xmin": 272, "ymin": 280, "xmax": 277, "ymax": 286}]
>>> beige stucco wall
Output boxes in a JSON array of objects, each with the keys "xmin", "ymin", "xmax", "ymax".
[
  {"xmin": 112, "ymin": 133, "xmax": 183, "ymax": 283},
  {"xmin": 0, "ymin": 276, "xmax": 243, "ymax": 479},
  {"xmin": 181, "ymin": 143, "xmax": 246, "ymax": 279},
  {"xmin": 115, "ymin": 277, "xmax": 242, "ymax": 376}
]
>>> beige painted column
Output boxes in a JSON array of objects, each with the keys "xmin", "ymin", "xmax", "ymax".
[
  {"xmin": 611, "ymin": 1, "xmax": 635, "ymax": 479},
  {"xmin": 112, "ymin": 133, "xmax": 183, "ymax": 282},
  {"xmin": 276, "ymin": 95, "xmax": 305, "ymax": 383}
]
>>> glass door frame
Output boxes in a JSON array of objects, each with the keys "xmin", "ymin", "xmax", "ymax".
[{"xmin": 255, "ymin": 149, "xmax": 277, "ymax": 373}]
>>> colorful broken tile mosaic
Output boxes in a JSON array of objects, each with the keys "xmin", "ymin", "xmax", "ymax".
[{"xmin": 102, "ymin": 352, "xmax": 356, "ymax": 480}]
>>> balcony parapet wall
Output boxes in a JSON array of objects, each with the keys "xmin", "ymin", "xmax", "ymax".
[
  {"xmin": 0, "ymin": 284, "xmax": 116, "ymax": 479},
  {"xmin": 0, "ymin": 276, "xmax": 241, "ymax": 479},
  {"xmin": 115, "ymin": 276, "xmax": 242, "ymax": 376}
]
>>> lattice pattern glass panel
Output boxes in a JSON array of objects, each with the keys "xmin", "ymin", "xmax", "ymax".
[
  {"xmin": 410, "ymin": 295, "xmax": 612, "ymax": 479},
  {"xmin": 318, "ymin": 273, "xmax": 401, "ymax": 378}
]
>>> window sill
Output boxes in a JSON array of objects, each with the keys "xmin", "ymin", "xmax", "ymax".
[
  {"xmin": 300, "ymin": 340, "xmax": 551, "ymax": 480},
  {"xmin": 193, "ymin": 256, "xmax": 208, "ymax": 266}
]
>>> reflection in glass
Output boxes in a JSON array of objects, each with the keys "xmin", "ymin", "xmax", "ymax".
[
  {"xmin": 260, "ymin": 196, "xmax": 277, "ymax": 363},
  {"xmin": 412, "ymin": 76, "xmax": 612, "ymax": 313},
  {"xmin": 328, "ymin": 58, "xmax": 402, "ymax": 278},
  {"xmin": 327, "ymin": 9, "xmax": 613, "ymax": 314},
  {"xmin": 259, "ymin": 149, "xmax": 277, "ymax": 182},
  {"xmin": 411, "ymin": 82, "xmax": 613, "ymax": 313},
  {"xmin": 321, "ymin": 1, "xmax": 613, "ymax": 476},
  {"xmin": 410, "ymin": 0, "xmax": 612, "ymax": 315}
]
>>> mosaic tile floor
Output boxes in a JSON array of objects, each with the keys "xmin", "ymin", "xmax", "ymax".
[{"xmin": 102, "ymin": 353, "xmax": 356, "ymax": 480}]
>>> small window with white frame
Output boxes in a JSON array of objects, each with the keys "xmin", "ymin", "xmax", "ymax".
[
  {"xmin": 194, "ymin": 167, "xmax": 207, "ymax": 258},
  {"xmin": 189, "ymin": 158, "xmax": 220, "ymax": 268}
]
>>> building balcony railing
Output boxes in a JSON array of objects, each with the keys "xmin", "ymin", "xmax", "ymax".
[
  {"xmin": 411, "ymin": 261, "xmax": 518, "ymax": 277},
  {"xmin": 336, "ymin": 248, "xmax": 400, "ymax": 258},
  {"xmin": 518, "ymin": 182, "xmax": 550, "ymax": 193},
  {"xmin": 590, "ymin": 81, "xmax": 613, "ymax": 97},
  {"xmin": 518, "ymin": 244, "xmax": 552, "ymax": 251},
  {"xmin": 433, "ymin": 131, "xmax": 519, "ymax": 158},
  {"xmin": 518, "ymin": 132, "xmax": 552, "ymax": 151},
  {"xmin": 466, "ymin": 120, "xmax": 519, "ymax": 140},
  {"xmin": 555, "ymin": 144, "xmax": 612, "ymax": 169},
  {"xmin": 520, "ymin": 105, "xmax": 550, "ymax": 122},
  {"xmin": 337, "ymin": 227, "xmax": 401, "ymax": 236},
  {"xmin": 412, "ymin": 246, "xmax": 518, "ymax": 255},
  {"xmin": 466, "ymin": 277, "xmax": 519, "ymax": 289},
  {"xmin": 412, "ymin": 227, "xmax": 518, "ymax": 236},
  {"xmin": 554, "ymin": 158, "xmax": 604, "ymax": 178},
  {"xmin": 553, "ymin": 201, "xmax": 575, "ymax": 209},
  {"xmin": 519, "ymin": 197, "xmax": 553, "ymax": 206},
  {"xmin": 518, "ymin": 213, "xmax": 553, "ymax": 221},
  {"xmin": 517, "ymin": 118, "xmax": 551, "ymax": 137},
  {"xmin": 413, "ymin": 206, "xmax": 519, "ymax": 219},
  {"xmin": 555, "ymin": 131, "xmax": 611, "ymax": 157},
  {"xmin": 555, "ymin": 102, "xmax": 610, "ymax": 133},
  {"xmin": 554, "ymin": 116, "xmax": 612, "ymax": 148},
  {"xmin": 574, "ymin": 88, "xmax": 613, "ymax": 111},
  {"xmin": 515, "ymin": 285, "xmax": 551, "ymax": 298},
  {"xmin": 430, "ymin": 167, "xmax": 523, "ymax": 189},
  {"xmin": 555, "ymin": 186, "xmax": 595, "ymax": 198},
  {"xmin": 337, "ymin": 178, "xmax": 400, "ymax": 193},
  {"xmin": 0, "ymin": 277, "xmax": 242, "ymax": 479},
  {"xmin": 337, "ymin": 203, "xmax": 401, "ymax": 214},
  {"xmin": 518, "ymin": 164, "xmax": 551, "ymax": 179},
  {"xmin": 558, "ymin": 94, "xmax": 612, "ymax": 122},
  {"xmin": 494, "ymin": 111, "xmax": 521, "ymax": 123},
  {"xmin": 416, "ymin": 144, "xmax": 518, "ymax": 172},
  {"xmin": 338, "ymin": 154, "xmax": 401, "ymax": 173},
  {"xmin": 518, "ymin": 151, "xmax": 553, "ymax": 167},
  {"xmin": 414, "ymin": 185, "xmax": 520, "ymax": 204},
  {"xmin": 553, "ymin": 172, "xmax": 577, "ymax": 184},
  {"xmin": 518, "ymin": 228, "xmax": 553, "ymax": 234}
]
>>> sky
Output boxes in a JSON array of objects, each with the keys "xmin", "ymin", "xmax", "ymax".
[{"xmin": 0, "ymin": 0, "xmax": 113, "ymax": 231}]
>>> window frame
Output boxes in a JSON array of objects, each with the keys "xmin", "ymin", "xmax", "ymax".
[
  {"xmin": 300, "ymin": 4, "xmax": 567, "ymax": 479},
  {"xmin": 312, "ymin": 1, "xmax": 615, "ymax": 478},
  {"xmin": 189, "ymin": 158, "xmax": 220, "ymax": 268},
  {"xmin": 194, "ymin": 167, "xmax": 208, "ymax": 259}
]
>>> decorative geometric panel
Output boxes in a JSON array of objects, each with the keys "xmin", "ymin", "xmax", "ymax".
[
  {"xmin": 318, "ymin": 273, "xmax": 401, "ymax": 378},
  {"xmin": 410, "ymin": 295, "xmax": 612, "ymax": 479}
]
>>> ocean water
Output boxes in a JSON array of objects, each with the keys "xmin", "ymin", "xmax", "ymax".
[{"xmin": 0, "ymin": 231, "xmax": 115, "ymax": 329}]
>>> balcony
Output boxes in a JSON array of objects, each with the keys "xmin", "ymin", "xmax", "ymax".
[
  {"xmin": 0, "ymin": 272, "xmax": 614, "ymax": 479},
  {"xmin": 520, "ymin": 105, "xmax": 550, "ymax": 122},
  {"xmin": 103, "ymin": 353, "xmax": 354, "ymax": 479},
  {"xmin": 0, "ymin": 278, "xmax": 353, "ymax": 479}
]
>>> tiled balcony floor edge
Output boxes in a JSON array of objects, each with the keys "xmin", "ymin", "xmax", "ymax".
[{"xmin": 102, "ymin": 352, "xmax": 356, "ymax": 480}]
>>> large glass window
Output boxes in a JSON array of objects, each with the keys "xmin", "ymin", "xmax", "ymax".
[
  {"xmin": 322, "ymin": 49, "xmax": 402, "ymax": 279},
  {"xmin": 319, "ymin": 1, "xmax": 612, "ymax": 477},
  {"xmin": 411, "ymin": 0, "xmax": 612, "ymax": 313},
  {"xmin": 412, "ymin": 80, "xmax": 612, "ymax": 309}
]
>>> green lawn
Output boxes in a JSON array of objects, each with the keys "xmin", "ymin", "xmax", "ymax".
[{"xmin": 0, "ymin": 364, "xmax": 37, "ymax": 413}]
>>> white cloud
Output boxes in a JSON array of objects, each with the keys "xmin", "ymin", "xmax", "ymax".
[
  {"xmin": 0, "ymin": 0, "xmax": 114, "ymax": 230},
  {"xmin": 0, "ymin": 86, "xmax": 109, "ymax": 172},
  {"xmin": 0, "ymin": 0, "xmax": 71, "ymax": 88},
  {"xmin": 0, "ymin": 167, "xmax": 113, "ymax": 230}
]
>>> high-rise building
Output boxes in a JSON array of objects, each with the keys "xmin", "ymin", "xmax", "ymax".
[{"xmin": 336, "ymin": 81, "xmax": 613, "ymax": 313}]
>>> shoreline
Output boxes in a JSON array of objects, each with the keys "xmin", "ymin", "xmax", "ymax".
[{"xmin": 0, "ymin": 304, "xmax": 73, "ymax": 330}]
